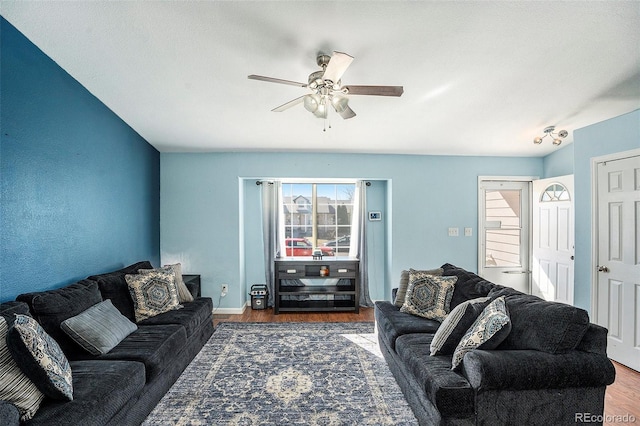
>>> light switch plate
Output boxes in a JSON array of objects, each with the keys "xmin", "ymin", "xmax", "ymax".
[
  {"xmin": 464, "ymin": 227, "xmax": 473, "ymax": 237},
  {"xmin": 448, "ymin": 227, "xmax": 459, "ymax": 237}
]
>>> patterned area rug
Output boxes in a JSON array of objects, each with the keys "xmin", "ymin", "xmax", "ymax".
[{"xmin": 143, "ymin": 322, "xmax": 418, "ymax": 425}]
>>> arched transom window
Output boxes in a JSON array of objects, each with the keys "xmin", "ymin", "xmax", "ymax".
[{"xmin": 540, "ymin": 183, "xmax": 570, "ymax": 202}]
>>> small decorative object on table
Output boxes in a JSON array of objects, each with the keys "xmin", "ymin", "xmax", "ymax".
[{"xmin": 312, "ymin": 249, "xmax": 323, "ymax": 260}]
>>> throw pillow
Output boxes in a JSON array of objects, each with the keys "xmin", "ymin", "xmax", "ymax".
[
  {"xmin": 60, "ymin": 300, "xmax": 138, "ymax": 355},
  {"xmin": 0, "ymin": 317, "xmax": 45, "ymax": 421},
  {"xmin": 126, "ymin": 270, "xmax": 182, "ymax": 322},
  {"xmin": 6, "ymin": 314, "xmax": 73, "ymax": 401},
  {"xmin": 451, "ymin": 296, "xmax": 511, "ymax": 370},
  {"xmin": 430, "ymin": 296, "xmax": 491, "ymax": 356},
  {"xmin": 394, "ymin": 268, "xmax": 443, "ymax": 308},
  {"xmin": 400, "ymin": 270, "xmax": 457, "ymax": 321},
  {"xmin": 139, "ymin": 263, "xmax": 194, "ymax": 303}
]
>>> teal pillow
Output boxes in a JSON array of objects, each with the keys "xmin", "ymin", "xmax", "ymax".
[
  {"xmin": 7, "ymin": 314, "xmax": 73, "ymax": 401},
  {"xmin": 61, "ymin": 300, "xmax": 137, "ymax": 355}
]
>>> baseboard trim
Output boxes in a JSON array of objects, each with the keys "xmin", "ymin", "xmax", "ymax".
[{"xmin": 212, "ymin": 303, "xmax": 248, "ymax": 315}]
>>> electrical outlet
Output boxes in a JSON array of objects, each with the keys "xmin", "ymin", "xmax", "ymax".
[{"xmin": 221, "ymin": 284, "xmax": 228, "ymax": 297}]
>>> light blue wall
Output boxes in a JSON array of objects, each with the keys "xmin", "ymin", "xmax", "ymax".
[
  {"xmin": 543, "ymin": 144, "xmax": 574, "ymax": 178},
  {"xmin": 0, "ymin": 18, "xmax": 160, "ymax": 302},
  {"xmin": 160, "ymin": 152, "xmax": 542, "ymax": 308},
  {"xmin": 572, "ymin": 110, "xmax": 640, "ymax": 312}
]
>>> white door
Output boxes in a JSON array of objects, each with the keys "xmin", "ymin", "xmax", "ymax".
[
  {"xmin": 594, "ymin": 153, "xmax": 640, "ymax": 371},
  {"xmin": 479, "ymin": 180, "xmax": 531, "ymax": 293},
  {"xmin": 531, "ymin": 175, "xmax": 574, "ymax": 304}
]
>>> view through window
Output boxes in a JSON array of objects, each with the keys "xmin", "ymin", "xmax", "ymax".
[{"xmin": 282, "ymin": 182, "xmax": 355, "ymax": 257}]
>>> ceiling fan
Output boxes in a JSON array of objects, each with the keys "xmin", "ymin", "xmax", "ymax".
[{"xmin": 248, "ymin": 51, "xmax": 403, "ymax": 120}]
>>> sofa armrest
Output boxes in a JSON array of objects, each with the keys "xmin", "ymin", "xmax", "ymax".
[
  {"xmin": 0, "ymin": 401, "xmax": 20, "ymax": 426},
  {"xmin": 461, "ymin": 349, "xmax": 615, "ymax": 391}
]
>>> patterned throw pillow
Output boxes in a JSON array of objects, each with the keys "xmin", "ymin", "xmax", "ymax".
[
  {"xmin": 61, "ymin": 300, "xmax": 138, "ymax": 355},
  {"xmin": 430, "ymin": 296, "xmax": 491, "ymax": 356},
  {"xmin": 400, "ymin": 270, "xmax": 457, "ymax": 321},
  {"xmin": 6, "ymin": 314, "xmax": 73, "ymax": 401},
  {"xmin": 126, "ymin": 269, "xmax": 182, "ymax": 322},
  {"xmin": 394, "ymin": 268, "xmax": 443, "ymax": 308},
  {"xmin": 451, "ymin": 296, "xmax": 511, "ymax": 370},
  {"xmin": 139, "ymin": 263, "xmax": 194, "ymax": 303},
  {"xmin": 0, "ymin": 317, "xmax": 45, "ymax": 421}
]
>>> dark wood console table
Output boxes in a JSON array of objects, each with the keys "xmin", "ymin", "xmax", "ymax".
[{"xmin": 274, "ymin": 257, "xmax": 359, "ymax": 314}]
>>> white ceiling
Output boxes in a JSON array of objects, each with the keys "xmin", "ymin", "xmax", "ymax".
[{"xmin": 2, "ymin": 1, "xmax": 639, "ymax": 157}]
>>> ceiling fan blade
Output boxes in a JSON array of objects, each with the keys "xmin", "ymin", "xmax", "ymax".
[
  {"xmin": 272, "ymin": 96, "xmax": 306, "ymax": 112},
  {"xmin": 343, "ymin": 85, "xmax": 404, "ymax": 97},
  {"xmin": 248, "ymin": 74, "xmax": 307, "ymax": 88},
  {"xmin": 322, "ymin": 51, "xmax": 354, "ymax": 83},
  {"xmin": 337, "ymin": 105, "xmax": 356, "ymax": 120}
]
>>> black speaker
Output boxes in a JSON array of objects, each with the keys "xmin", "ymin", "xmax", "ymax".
[{"xmin": 250, "ymin": 284, "xmax": 268, "ymax": 310}]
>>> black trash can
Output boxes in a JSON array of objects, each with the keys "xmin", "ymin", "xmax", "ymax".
[{"xmin": 250, "ymin": 284, "xmax": 268, "ymax": 310}]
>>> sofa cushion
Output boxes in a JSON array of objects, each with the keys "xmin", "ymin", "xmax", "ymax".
[
  {"xmin": 126, "ymin": 270, "xmax": 182, "ymax": 322},
  {"xmin": 374, "ymin": 301, "xmax": 440, "ymax": 351},
  {"xmin": 139, "ymin": 297, "xmax": 213, "ymax": 337},
  {"xmin": 87, "ymin": 261, "xmax": 154, "ymax": 322},
  {"xmin": 490, "ymin": 290, "xmax": 590, "ymax": 354},
  {"xmin": 400, "ymin": 271, "xmax": 457, "ymax": 321},
  {"xmin": 0, "ymin": 317, "xmax": 45, "ymax": 421},
  {"xmin": 27, "ymin": 360, "xmax": 146, "ymax": 426},
  {"xmin": 451, "ymin": 296, "xmax": 511, "ymax": 370},
  {"xmin": 60, "ymin": 300, "xmax": 138, "ymax": 355},
  {"xmin": 394, "ymin": 268, "xmax": 443, "ymax": 308},
  {"xmin": 97, "ymin": 324, "xmax": 187, "ymax": 381},
  {"xmin": 6, "ymin": 314, "xmax": 73, "ymax": 401},
  {"xmin": 440, "ymin": 263, "xmax": 497, "ymax": 309},
  {"xmin": 395, "ymin": 333, "xmax": 474, "ymax": 417},
  {"xmin": 16, "ymin": 280, "xmax": 103, "ymax": 359},
  {"xmin": 430, "ymin": 296, "xmax": 491, "ymax": 356}
]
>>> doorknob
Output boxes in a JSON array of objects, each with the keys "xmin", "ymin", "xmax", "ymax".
[{"xmin": 597, "ymin": 266, "xmax": 609, "ymax": 273}]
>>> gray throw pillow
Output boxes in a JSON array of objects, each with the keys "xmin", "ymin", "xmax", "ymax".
[
  {"xmin": 60, "ymin": 299, "xmax": 137, "ymax": 355},
  {"xmin": 139, "ymin": 264, "xmax": 194, "ymax": 303},
  {"xmin": 400, "ymin": 270, "xmax": 457, "ymax": 321},
  {"xmin": 451, "ymin": 296, "xmax": 511, "ymax": 370},
  {"xmin": 394, "ymin": 268, "xmax": 443, "ymax": 308},
  {"xmin": 126, "ymin": 270, "xmax": 182, "ymax": 322},
  {"xmin": 430, "ymin": 296, "xmax": 491, "ymax": 356},
  {"xmin": 0, "ymin": 317, "xmax": 44, "ymax": 421},
  {"xmin": 6, "ymin": 314, "xmax": 73, "ymax": 401}
]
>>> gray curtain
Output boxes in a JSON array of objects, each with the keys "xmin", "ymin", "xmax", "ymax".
[
  {"xmin": 260, "ymin": 181, "xmax": 282, "ymax": 307},
  {"xmin": 352, "ymin": 180, "xmax": 374, "ymax": 307}
]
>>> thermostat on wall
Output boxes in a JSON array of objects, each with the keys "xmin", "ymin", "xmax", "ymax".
[{"xmin": 368, "ymin": 211, "xmax": 382, "ymax": 221}]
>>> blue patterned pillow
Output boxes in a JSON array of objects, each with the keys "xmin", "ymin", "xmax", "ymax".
[
  {"xmin": 126, "ymin": 270, "xmax": 182, "ymax": 322},
  {"xmin": 400, "ymin": 270, "xmax": 457, "ymax": 321},
  {"xmin": 430, "ymin": 296, "xmax": 491, "ymax": 356},
  {"xmin": 451, "ymin": 296, "xmax": 511, "ymax": 370},
  {"xmin": 6, "ymin": 314, "xmax": 73, "ymax": 401}
]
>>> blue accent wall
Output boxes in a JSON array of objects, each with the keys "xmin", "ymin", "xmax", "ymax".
[{"xmin": 0, "ymin": 18, "xmax": 160, "ymax": 302}]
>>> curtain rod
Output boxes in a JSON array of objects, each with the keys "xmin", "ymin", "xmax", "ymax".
[{"xmin": 257, "ymin": 180, "xmax": 371, "ymax": 186}]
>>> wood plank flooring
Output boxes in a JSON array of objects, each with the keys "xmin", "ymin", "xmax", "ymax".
[{"xmin": 214, "ymin": 308, "xmax": 640, "ymax": 425}]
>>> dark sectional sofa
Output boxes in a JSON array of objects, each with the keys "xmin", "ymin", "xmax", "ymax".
[
  {"xmin": 0, "ymin": 261, "xmax": 214, "ymax": 426},
  {"xmin": 375, "ymin": 263, "xmax": 616, "ymax": 426}
]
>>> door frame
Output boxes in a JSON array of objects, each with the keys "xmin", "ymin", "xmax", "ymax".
[
  {"xmin": 478, "ymin": 176, "xmax": 537, "ymax": 291},
  {"xmin": 590, "ymin": 148, "xmax": 640, "ymax": 317}
]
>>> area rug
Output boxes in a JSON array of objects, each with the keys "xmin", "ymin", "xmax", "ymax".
[{"xmin": 143, "ymin": 322, "xmax": 418, "ymax": 425}]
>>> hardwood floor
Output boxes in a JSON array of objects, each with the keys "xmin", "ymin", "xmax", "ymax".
[{"xmin": 214, "ymin": 308, "xmax": 640, "ymax": 425}]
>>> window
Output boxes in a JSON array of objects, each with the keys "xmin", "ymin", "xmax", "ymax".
[
  {"xmin": 540, "ymin": 183, "xmax": 570, "ymax": 202},
  {"xmin": 281, "ymin": 182, "xmax": 355, "ymax": 257}
]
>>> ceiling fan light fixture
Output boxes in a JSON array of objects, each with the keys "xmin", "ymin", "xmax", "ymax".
[
  {"xmin": 331, "ymin": 95, "xmax": 349, "ymax": 113},
  {"xmin": 303, "ymin": 94, "xmax": 320, "ymax": 113}
]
